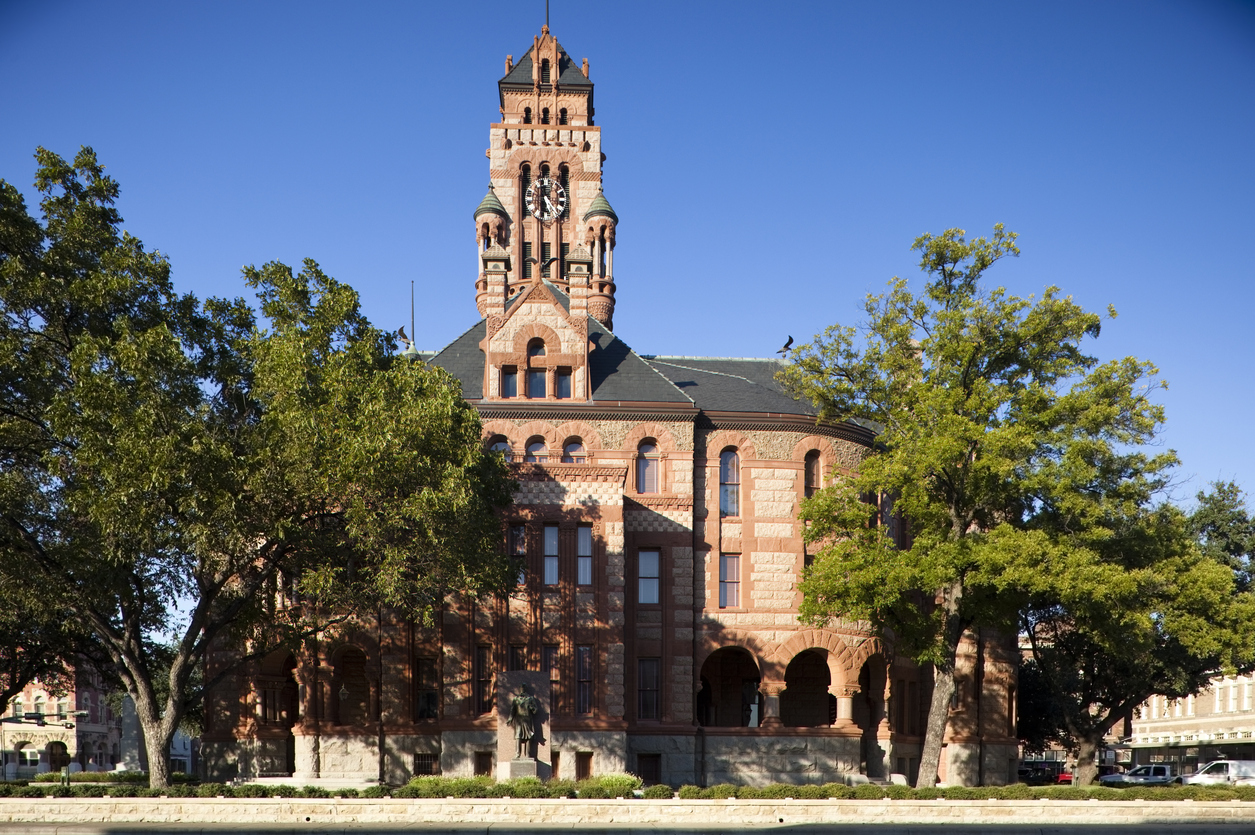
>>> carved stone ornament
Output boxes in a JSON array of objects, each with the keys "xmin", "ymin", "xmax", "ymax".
[{"xmin": 486, "ymin": 315, "xmax": 506, "ymax": 339}]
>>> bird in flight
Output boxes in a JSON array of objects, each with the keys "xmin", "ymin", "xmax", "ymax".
[
  {"xmin": 777, "ymin": 335, "xmax": 794, "ymax": 355},
  {"xmin": 397, "ymin": 325, "xmax": 413, "ymax": 347}
]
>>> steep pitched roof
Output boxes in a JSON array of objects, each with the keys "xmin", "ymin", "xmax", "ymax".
[
  {"xmin": 498, "ymin": 40, "xmax": 591, "ymax": 106},
  {"xmin": 642, "ymin": 356, "xmax": 816, "ymax": 415},
  {"xmin": 587, "ymin": 319, "xmax": 693, "ymax": 404}
]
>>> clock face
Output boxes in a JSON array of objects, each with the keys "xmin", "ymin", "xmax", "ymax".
[{"xmin": 525, "ymin": 177, "xmax": 567, "ymax": 221}]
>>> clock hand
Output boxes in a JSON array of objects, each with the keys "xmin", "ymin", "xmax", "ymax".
[{"xmin": 544, "ymin": 196, "xmax": 558, "ymax": 217}]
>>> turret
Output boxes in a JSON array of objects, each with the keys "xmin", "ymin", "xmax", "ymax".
[{"xmin": 582, "ymin": 187, "xmax": 618, "ymax": 330}]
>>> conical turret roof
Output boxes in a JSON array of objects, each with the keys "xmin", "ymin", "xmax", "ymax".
[
  {"xmin": 473, "ymin": 184, "xmax": 508, "ymax": 220},
  {"xmin": 582, "ymin": 186, "xmax": 618, "ymax": 223}
]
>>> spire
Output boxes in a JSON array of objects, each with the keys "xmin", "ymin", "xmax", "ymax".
[
  {"xmin": 473, "ymin": 184, "xmax": 508, "ymax": 220},
  {"xmin": 582, "ymin": 186, "xmax": 618, "ymax": 224}
]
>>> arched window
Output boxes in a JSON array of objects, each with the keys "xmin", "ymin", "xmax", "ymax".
[
  {"xmin": 16, "ymin": 743, "xmax": 38, "ymax": 768},
  {"xmin": 521, "ymin": 163, "xmax": 531, "ymax": 193},
  {"xmin": 11, "ymin": 697, "xmax": 22, "ymax": 717},
  {"xmin": 525, "ymin": 439, "xmax": 548, "ymax": 463},
  {"xmin": 540, "ymin": 58, "xmax": 551, "ymax": 84},
  {"xmin": 719, "ymin": 449, "xmax": 740, "ymax": 517},
  {"xmin": 562, "ymin": 441, "xmax": 586, "ymax": 463},
  {"xmin": 559, "ymin": 108, "xmax": 568, "ymax": 125},
  {"xmin": 527, "ymin": 338, "xmax": 546, "ymax": 357},
  {"xmin": 804, "ymin": 450, "xmax": 821, "ymax": 498},
  {"xmin": 523, "ymin": 107, "xmax": 532, "ymax": 124},
  {"xmin": 637, "ymin": 442, "xmax": 659, "ymax": 493},
  {"xmin": 541, "ymin": 107, "xmax": 550, "ymax": 125},
  {"xmin": 560, "ymin": 166, "xmax": 571, "ymax": 219},
  {"xmin": 33, "ymin": 695, "xmax": 45, "ymax": 716},
  {"xmin": 488, "ymin": 436, "xmax": 512, "ymax": 461},
  {"xmin": 540, "ymin": 162, "xmax": 550, "ymax": 179}
]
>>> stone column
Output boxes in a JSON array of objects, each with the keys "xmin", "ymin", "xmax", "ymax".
[
  {"xmin": 760, "ymin": 681, "xmax": 785, "ymax": 728},
  {"xmin": 831, "ymin": 685, "xmax": 858, "ymax": 728}
]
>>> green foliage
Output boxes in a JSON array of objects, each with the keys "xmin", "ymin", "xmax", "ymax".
[
  {"xmin": 33, "ymin": 770, "xmax": 148, "ymax": 784},
  {"xmin": 779, "ymin": 225, "xmax": 1253, "ymax": 785},
  {"xmin": 592, "ymin": 773, "xmax": 643, "ymax": 797},
  {"xmin": 884, "ymin": 784, "xmax": 913, "ymax": 799},
  {"xmin": 641, "ymin": 783, "xmax": 674, "ymax": 799},
  {"xmin": 823, "ymin": 784, "xmax": 857, "ymax": 799},
  {"xmin": 0, "ymin": 146, "xmax": 516, "ymax": 787},
  {"xmin": 359, "ymin": 785, "xmax": 389, "ymax": 798},
  {"xmin": 335, "ymin": 788, "xmax": 359, "ymax": 798},
  {"xmin": 195, "ymin": 783, "xmax": 231, "ymax": 797},
  {"xmin": 853, "ymin": 783, "xmax": 886, "ymax": 800},
  {"xmin": 676, "ymin": 785, "xmax": 703, "ymax": 799},
  {"xmin": 1190, "ymin": 481, "xmax": 1255, "ymax": 591},
  {"xmin": 233, "ymin": 784, "xmax": 271, "ymax": 798}
]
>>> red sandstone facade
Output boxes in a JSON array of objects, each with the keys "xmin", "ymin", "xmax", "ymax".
[{"xmin": 202, "ymin": 26, "xmax": 1017, "ymax": 788}]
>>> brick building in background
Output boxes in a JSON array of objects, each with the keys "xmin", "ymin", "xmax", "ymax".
[{"xmin": 201, "ymin": 25, "xmax": 1018, "ymax": 788}]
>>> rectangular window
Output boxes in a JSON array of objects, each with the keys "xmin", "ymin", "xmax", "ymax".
[
  {"xmin": 638, "ymin": 549, "xmax": 660, "ymax": 604},
  {"xmin": 555, "ymin": 368, "xmax": 572, "ymax": 399},
  {"xmin": 501, "ymin": 367, "xmax": 518, "ymax": 398},
  {"xmin": 523, "ymin": 242, "xmax": 533, "ymax": 279},
  {"xmin": 414, "ymin": 753, "xmax": 439, "ymax": 775},
  {"xmin": 561, "ymin": 240, "xmax": 570, "ymax": 265},
  {"xmin": 510, "ymin": 524, "xmax": 527, "ymax": 585},
  {"xmin": 719, "ymin": 554, "xmax": 740, "ymax": 608},
  {"xmin": 638, "ymin": 658, "xmax": 660, "ymax": 720},
  {"xmin": 474, "ymin": 751, "xmax": 494, "ymax": 776},
  {"xmin": 637, "ymin": 753, "xmax": 661, "ymax": 786},
  {"xmin": 1188, "ymin": 694, "xmax": 1195, "ymax": 716},
  {"xmin": 637, "ymin": 456, "xmax": 658, "ymax": 493},
  {"xmin": 544, "ymin": 524, "xmax": 559, "ymax": 586},
  {"xmin": 509, "ymin": 645, "xmax": 527, "ymax": 672},
  {"xmin": 543, "ymin": 644, "xmax": 560, "ymax": 714},
  {"xmin": 415, "ymin": 657, "xmax": 439, "ymax": 720},
  {"xmin": 576, "ymin": 645, "xmax": 594, "ymax": 715},
  {"xmin": 528, "ymin": 368, "xmax": 546, "ymax": 399},
  {"xmin": 1231, "ymin": 683, "xmax": 1239, "ymax": 712},
  {"xmin": 1246, "ymin": 681, "xmax": 1253, "ymax": 711},
  {"xmin": 551, "ymin": 750, "xmax": 560, "ymax": 779},
  {"xmin": 577, "ymin": 526, "xmax": 593, "ymax": 586},
  {"xmin": 541, "ymin": 242, "xmax": 552, "ymax": 277},
  {"xmin": 575, "ymin": 751, "xmax": 593, "ymax": 781},
  {"xmin": 475, "ymin": 645, "xmax": 493, "ymax": 715}
]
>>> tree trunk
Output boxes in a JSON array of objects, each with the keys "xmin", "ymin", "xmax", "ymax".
[
  {"xmin": 916, "ymin": 580, "xmax": 966, "ymax": 788},
  {"xmin": 917, "ymin": 661, "xmax": 956, "ymax": 787},
  {"xmin": 1074, "ymin": 734, "xmax": 1100, "ymax": 787},
  {"xmin": 137, "ymin": 712, "xmax": 174, "ymax": 789}
]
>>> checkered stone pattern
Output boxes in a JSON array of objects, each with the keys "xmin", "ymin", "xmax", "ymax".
[
  {"xmin": 514, "ymin": 478, "xmax": 624, "ymax": 506},
  {"xmin": 624, "ymin": 507, "xmax": 692, "ymax": 533}
]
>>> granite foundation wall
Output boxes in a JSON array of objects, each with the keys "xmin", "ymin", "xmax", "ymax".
[
  {"xmin": 700, "ymin": 733, "xmax": 860, "ymax": 786},
  {"xmin": 2, "ymin": 798, "xmax": 1254, "ymax": 829}
]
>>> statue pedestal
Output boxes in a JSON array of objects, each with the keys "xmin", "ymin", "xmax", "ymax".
[
  {"xmin": 504, "ymin": 758, "xmax": 539, "ymax": 780},
  {"xmin": 495, "ymin": 670, "xmax": 551, "ymax": 781}
]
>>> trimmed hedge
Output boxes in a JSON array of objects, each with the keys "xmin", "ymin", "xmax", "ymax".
[{"xmin": 7, "ymin": 776, "xmax": 1255, "ymax": 802}]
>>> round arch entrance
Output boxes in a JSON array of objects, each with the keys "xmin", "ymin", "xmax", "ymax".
[{"xmin": 697, "ymin": 647, "xmax": 763, "ymax": 727}]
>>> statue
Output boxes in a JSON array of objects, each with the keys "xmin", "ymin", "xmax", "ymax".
[{"xmin": 507, "ymin": 687, "xmax": 540, "ymax": 759}]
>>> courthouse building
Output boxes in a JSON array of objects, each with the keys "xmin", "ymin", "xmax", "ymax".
[{"xmin": 202, "ymin": 26, "xmax": 1017, "ymax": 788}]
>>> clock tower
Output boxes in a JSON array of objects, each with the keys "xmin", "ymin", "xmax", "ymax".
[{"xmin": 474, "ymin": 25, "xmax": 618, "ymax": 330}]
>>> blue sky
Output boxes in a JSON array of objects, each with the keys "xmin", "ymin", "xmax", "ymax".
[{"xmin": 2, "ymin": 0, "xmax": 1253, "ymax": 503}]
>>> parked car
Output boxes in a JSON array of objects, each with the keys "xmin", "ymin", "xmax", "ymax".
[
  {"xmin": 1017, "ymin": 765, "xmax": 1056, "ymax": 786},
  {"xmin": 1099, "ymin": 763, "xmax": 1178, "ymax": 787},
  {"xmin": 1180, "ymin": 760, "xmax": 1255, "ymax": 786}
]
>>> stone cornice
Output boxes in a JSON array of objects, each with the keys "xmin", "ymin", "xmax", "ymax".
[
  {"xmin": 700, "ymin": 411, "xmax": 876, "ymax": 447},
  {"xmin": 474, "ymin": 403, "xmax": 699, "ymax": 422}
]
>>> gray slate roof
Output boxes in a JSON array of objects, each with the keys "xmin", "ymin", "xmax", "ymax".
[
  {"xmin": 642, "ymin": 357, "xmax": 816, "ymax": 415},
  {"xmin": 499, "ymin": 42, "xmax": 591, "ymax": 92}
]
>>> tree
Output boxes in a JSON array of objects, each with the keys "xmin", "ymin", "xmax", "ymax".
[
  {"xmin": 0, "ymin": 580, "xmax": 90, "ymax": 714},
  {"xmin": 0, "ymin": 147, "xmax": 516, "ymax": 787},
  {"xmin": 1189, "ymin": 480, "xmax": 1254, "ymax": 590},
  {"xmin": 779, "ymin": 225, "xmax": 1199, "ymax": 786}
]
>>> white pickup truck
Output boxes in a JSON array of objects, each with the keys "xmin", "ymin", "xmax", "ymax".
[{"xmin": 1180, "ymin": 760, "xmax": 1255, "ymax": 786}]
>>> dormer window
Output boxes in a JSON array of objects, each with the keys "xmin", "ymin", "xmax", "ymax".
[
  {"xmin": 540, "ymin": 58, "xmax": 551, "ymax": 84},
  {"xmin": 523, "ymin": 107, "xmax": 533, "ymax": 124}
]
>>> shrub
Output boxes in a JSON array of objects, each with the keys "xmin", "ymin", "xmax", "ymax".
[
  {"xmin": 106, "ymin": 785, "xmax": 139, "ymax": 798},
  {"xmin": 998, "ymin": 783, "xmax": 1034, "ymax": 800},
  {"xmin": 853, "ymin": 784, "xmax": 885, "ymax": 800},
  {"xmin": 824, "ymin": 783, "xmax": 856, "ymax": 799},
  {"xmin": 546, "ymin": 779, "xmax": 577, "ymax": 798},
  {"xmin": 885, "ymin": 784, "xmax": 913, "ymax": 800},
  {"xmin": 576, "ymin": 783, "xmax": 610, "ymax": 799},
  {"xmin": 233, "ymin": 784, "xmax": 269, "ymax": 798},
  {"xmin": 794, "ymin": 785, "xmax": 829, "ymax": 799},
  {"xmin": 940, "ymin": 786, "xmax": 979, "ymax": 800},
  {"xmin": 196, "ymin": 783, "xmax": 232, "ymax": 798},
  {"xmin": 703, "ymin": 783, "xmax": 737, "ymax": 799},
  {"xmin": 641, "ymin": 784, "xmax": 673, "ymax": 799},
  {"xmin": 502, "ymin": 777, "xmax": 547, "ymax": 798},
  {"xmin": 71, "ymin": 785, "xmax": 106, "ymax": 798},
  {"xmin": 16, "ymin": 785, "xmax": 47, "ymax": 798},
  {"xmin": 299, "ymin": 785, "xmax": 331, "ymax": 798},
  {"xmin": 335, "ymin": 788, "xmax": 359, "ymax": 798},
  {"xmin": 912, "ymin": 787, "xmax": 942, "ymax": 799},
  {"xmin": 268, "ymin": 784, "xmax": 297, "ymax": 798},
  {"xmin": 594, "ymin": 773, "xmax": 643, "ymax": 797},
  {"xmin": 359, "ymin": 785, "xmax": 388, "ymax": 798}
]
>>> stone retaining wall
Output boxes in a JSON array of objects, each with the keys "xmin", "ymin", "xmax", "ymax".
[{"xmin": 1, "ymin": 797, "xmax": 1254, "ymax": 828}]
